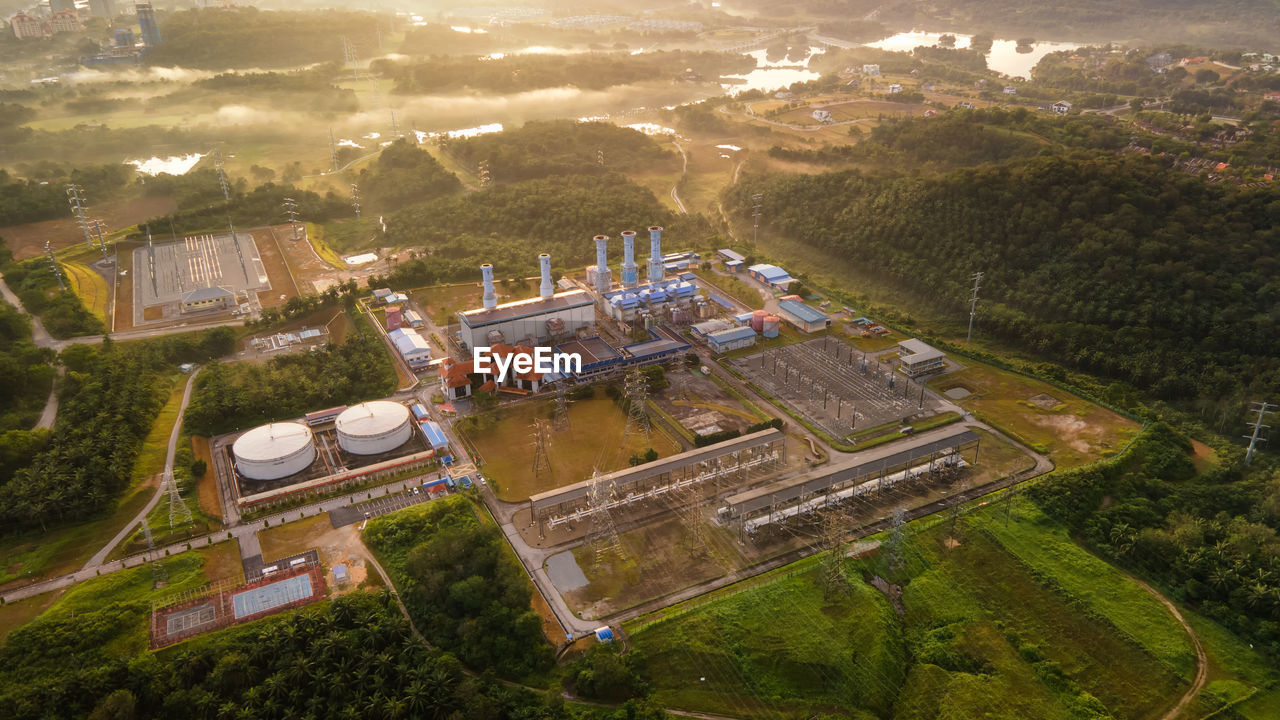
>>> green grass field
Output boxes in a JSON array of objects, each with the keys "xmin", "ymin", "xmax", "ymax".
[
  {"xmin": 62, "ymin": 262, "xmax": 110, "ymax": 326},
  {"xmin": 930, "ymin": 363, "xmax": 1140, "ymax": 468},
  {"xmin": 628, "ymin": 501, "xmax": 1191, "ymax": 719},
  {"xmin": 693, "ymin": 269, "xmax": 766, "ymax": 310},
  {"xmin": 457, "ymin": 387, "xmax": 680, "ymax": 501}
]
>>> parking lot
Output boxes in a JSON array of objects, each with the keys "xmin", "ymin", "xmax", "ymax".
[
  {"xmin": 732, "ymin": 337, "xmax": 944, "ymax": 438},
  {"xmin": 330, "ymin": 482, "xmax": 451, "ymax": 527}
]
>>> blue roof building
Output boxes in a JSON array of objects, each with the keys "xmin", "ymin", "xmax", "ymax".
[
  {"xmin": 747, "ymin": 264, "xmax": 793, "ymax": 289},
  {"xmin": 705, "ymin": 326, "xmax": 758, "ymax": 353},
  {"xmin": 776, "ymin": 300, "xmax": 830, "ymax": 332}
]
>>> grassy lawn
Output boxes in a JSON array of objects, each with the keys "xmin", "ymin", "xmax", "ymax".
[
  {"xmin": 458, "ymin": 387, "xmax": 680, "ymax": 501},
  {"xmin": 629, "ymin": 502, "xmax": 1188, "ymax": 720},
  {"xmin": 302, "ymin": 222, "xmax": 347, "ymax": 269},
  {"xmin": 693, "ymin": 268, "xmax": 766, "ymax": 310},
  {"xmin": 63, "ymin": 261, "xmax": 110, "ymax": 325},
  {"xmin": 930, "ymin": 362, "xmax": 1140, "ymax": 468},
  {"xmin": 258, "ymin": 513, "xmax": 333, "ymax": 561}
]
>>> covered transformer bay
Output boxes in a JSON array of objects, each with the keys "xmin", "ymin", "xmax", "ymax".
[
  {"xmin": 335, "ymin": 401, "xmax": 412, "ymax": 455},
  {"xmin": 233, "ymin": 422, "xmax": 316, "ymax": 481}
]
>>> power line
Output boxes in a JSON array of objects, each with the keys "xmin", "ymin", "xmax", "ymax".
[
  {"xmin": 966, "ymin": 271, "xmax": 984, "ymax": 344},
  {"xmin": 751, "ymin": 193, "xmax": 763, "ymax": 245},
  {"xmin": 1244, "ymin": 401, "xmax": 1274, "ymax": 466}
]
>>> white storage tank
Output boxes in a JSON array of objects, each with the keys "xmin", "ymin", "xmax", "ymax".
[
  {"xmin": 335, "ymin": 401, "xmax": 412, "ymax": 455},
  {"xmin": 233, "ymin": 422, "xmax": 315, "ymax": 481}
]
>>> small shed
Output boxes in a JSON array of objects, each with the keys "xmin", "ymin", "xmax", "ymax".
[{"xmin": 332, "ymin": 564, "xmax": 350, "ymax": 586}]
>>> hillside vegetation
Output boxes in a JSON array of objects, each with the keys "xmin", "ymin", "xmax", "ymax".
[{"xmin": 729, "ymin": 152, "xmax": 1280, "ymax": 409}]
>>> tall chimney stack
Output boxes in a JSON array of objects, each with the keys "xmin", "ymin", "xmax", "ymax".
[
  {"xmin": 480, "ymin": 263, "xmax": 497, "ymax": 310},
  {"xmin": 593, "ymin": 235, "xmax": 612, "ymax": 294},
  {"xmin": 538, "ymin": 253, "xmax": 554, "ymax": 300},
  {"xmin": 647, "ymin": 225, "xmax": 664, "ymax": 283},
  {"xmin": 621, "ymin": 230, "xmax": 638, "ymax": 289}
]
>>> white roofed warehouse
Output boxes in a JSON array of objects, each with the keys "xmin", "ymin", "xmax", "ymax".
[
  {"xmin": 232, "ymin": 422, "xmax": 316, "ymax": 481},
  {"xmin": 335, "ymin": 401, "xmax": 413, "ymax": 455},
  {"xmin": 897, "ymin": 338, "xmax": 946, "ymax": 377}
]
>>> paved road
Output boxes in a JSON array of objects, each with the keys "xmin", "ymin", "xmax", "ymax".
[
  {"xmin": 0, "ymin": 475, "xmax": 447, "ymax": 605},
  {"xmin": 82, "ymin": 368, "xmax": 201, "ymax": 570}
]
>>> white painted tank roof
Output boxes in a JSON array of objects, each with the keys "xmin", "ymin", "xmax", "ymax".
[
  {"xmin": 233, "ymin": 422, "xmax": 313, "ymax": 462},
  {"xmin": 335, "ymin": 401, "xmax": 410, "ymax": 438}
]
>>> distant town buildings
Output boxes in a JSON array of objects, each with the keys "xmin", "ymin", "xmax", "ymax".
[
  {"xmin": 8, "ymin": 12, "xmax": 43, "ymax": 39},
  {"xmin": 811, "ymin": 109, "xmax": 832, "ymax": 123},
  {"xmin": 48, "ymin": 9, "xmax": 81, "ymax": 34},
  {"xmin": 89, "ymin": 0, "xmax": 118, "ymax": 19},
  {"xmin": 1052, "ymin": 100, "xmax": 1073, "ymax": 114},
  {"xmin": 862, "ymin": 64, "xmax": 881, "ymax": 77}
]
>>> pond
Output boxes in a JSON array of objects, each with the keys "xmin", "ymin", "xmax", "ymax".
[
  {"xmin": 721, "ymin": 46, "xmax": 825, "ymax": 95},
  {"xmin": 128, "ymin": 153, "xmax": 205, "ymax": 176},
  {"xmin": 868, "ymin": 31, "xmax": 1080, "ymax": 79}
]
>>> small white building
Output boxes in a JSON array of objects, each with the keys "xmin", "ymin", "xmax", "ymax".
[
  {"xmin": 897, "ymin": 338, "xmax": 946, "ymax": 377},
  {"xmin": 1003, "ymin": 85, "xmax": 1018, "ymax": 95},
  {"xmin": 389, "ymin": 327, "xmax": 432, "ymax": 370},
  {"xmin": 181, "ymin": 286, "xmax": 235, "ymax": 313},
  {"xmin": 862, "ymin": 64, "xmax": 881, "ymax": 77},
  {"xmin": 888, "ymin": 83, "xmax": 903, "ymax": 94},
  {"xmin": 811, "ymin": 109, "xmax": 832, "ymax": 123},
  {"xmin": 1052, "ymin": 100, "xmax": 1073, "ymax": 115}
]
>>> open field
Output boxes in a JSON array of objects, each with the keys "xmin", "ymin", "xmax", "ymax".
[
  {"xmin": 629, "ymin": 501, "xmax": 1189, "ymax": 719},
  {"xmin": 191, "ymin": 435, "xmax": 220, "ymax": 518},
  {"xmin": 692, "ymin": 268, "xmax": 765, "ymax": 310},
  {"xmin": 457, "ymin": 387, "xmax": 681, "ymax": 502},
  {"xmin": 253, "ymin": 227, "xmax": 301, "ymax": 309},
  {"xmin": 930, "ymin": 364, "xmax": 1140, "ymax": 468},
  {"xmin": 0, "ymin": 196, "xmax": 178, "ymax": 261},
  {"xmin": 63, "ymin": 260, "xmax": 111, "ymax": 325},
  {"xmin": 258, "ymin": 513, "xmax": 373, "ymax": 593}
]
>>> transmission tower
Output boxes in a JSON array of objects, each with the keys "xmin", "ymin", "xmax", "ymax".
[
  {"xmin": 214, "ymin": 150, "xmax": 230, "ymax": 202},
  {"xmin": 141, "ymin": 517, "xmax": 168, "ymax": 587},
  {"xmin": 342, "ymin": 36, "xmax": 360, "ymax": 81},
  {"xmin": 329, "ymin": 128, "xmax": 340, "ymax": 172},
  {"xmin": 966, "ymin": 271, "xmax": 984, "ymax": 344},
  {"xmin": 597, "ymin": 149, "xmax": 605, "ymax": 167},
  {"xmin": 669, "ymin": 482, "xmax": 709, "ymax": 558},
  {"xmin": 390, "ymin": 108, "xmax": 400, "ymax": 139},
  {"xmin": 166, "ymin": 472, "xmax": 193, "ymax": 530},
  {"xmin": 44, "ymin": 242, "xmax": 66, "ymax": 291},
  {"xmin": 146, "ymin": 225, "xmax": 159, "ymax": 296},
  {"xmin": 65, "ymin": 184, "xmax": 94, "ymax": 248},
  {"xmin": 530, "ymin": 418, "xmax": 552, "ymax": 476},
  {"xmin": 551, "ymin": 382, "xmax": 571, "ymax": 431},
  {"xmin": 91, "ymin": 219, "xmax": 109, "ymax": 260},
  {"xmin": 478, "ymin": 160, "xmax": 492, "ymax": 187},
  {"xmin": 751, "ymin": 193, "xmax": 763, "ymax": 245},
  {"xmin": 283, "ymin": 197, "xmax": 300, "ymax": 240},
  {"xmin": 1244, "ymin": 401, "xmax": 1275, "ymax": 466},
  {"xmin": 351, "ymin": 183, "xmax": 362, "ymax": 219},
  {"xmin": 818, "ymin": 506, "xmax": 853, "ymax": 598},
  {"xmin": 887, "ymin": 507, "xmax": 906, "ymax": 575},
  {"xmin": 624, "ymin": 367, "xmax": 650, "ymax": 434},
  {"xmin": 585, "ymin": 470, "xmax": 624, "ymax": 568}
]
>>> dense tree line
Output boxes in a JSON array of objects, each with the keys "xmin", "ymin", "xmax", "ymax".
[
  {"xmin": 183, "ymin": 317, "xmax": 397, "ymax": 436},
  {"xmin": 148, "ymin": 181, "xmax": 351, "ymax": 236},
  {"xmin": 446, "ymin": 121, "xmax": 677, "ymax": 184},
  {"xmin": 0, "ymin": 588, "xmax": 665, "ymax": 720},
  {"xmin": 1028, "ymin": 424, "xmax": 1280, "ymax": 657},
  {"xmin": 0, "ymin": 240, "xmax": 104, "ymax": 339},
  {"xmin": 378, "ymin": 50, "xmax": 753, "ymax": 94},
  {"xmin": 0, "ymin": 296, "xmax": 55, "ymax": 479},
  {"xmin": 0, "ymin": 164, "xmax": 132, "ymax": 226},
  {"xmin": 372, "ymin": 173, "xmax": 704, "ymax": 288},
  {"xmin": 357, "ymin": 139, "xmax": 461, "ymax": 213},
  {"xmin": 364, "ymin": 498, "xmax": 555, "ymax": 679},
  {"xmin": 0, "ymin": 329, "xmax": 234, "ymax": 533},
  {"xmin": 144, "ymin": 8, "xmax": 385, "ymax": 70},
  {"xmin": 728, "ymin": 152, "xmax": 1280, "ymax": 409}
]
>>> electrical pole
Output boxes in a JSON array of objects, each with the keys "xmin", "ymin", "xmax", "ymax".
[
  {"xmin": 751, "ymin": 193, "xmax": 763, "ymax": 245},
  {"xmin": 1244, "ymin": 401, "xmax": 1274, "ymax": 466},
  {"xmin": 966, "ymin": 271, "xmax": 984, "ymax": 344},
  {"xmin": 283, "ymin": 197, "xmax": 300, "ymax": 241},
  {"xmin": 66, "ymin": 184, "xmax": 94, "ymax": 248}
]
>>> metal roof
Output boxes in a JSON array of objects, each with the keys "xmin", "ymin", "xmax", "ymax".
[
  {"xmin": 707, "ymin": 327, "xmax": 757, "ymax": 343},
  {"xmin": 718, "ymin": 248, "xmax": 746, "ymax": 262},
  {"xmin": 389, "ymin": 328, "xmax": 431, "ymax": 355},
  {"xmin": 898, "ymin": 338, "xmax": 945, "ymax": 364},
  {"xmin": 747, "ymin": 264, "xmax": 791, "ymax": 282},
  {"xmin": 181, "ymin": 286, "xmax": 234, "ymax": 302},
  {"xmin": 459, "ymin": 290, "xmax": 592, "ymax": 328},
  {"xmin": 776, "ymin": 299, "xmax": 828, "ymax": 324}
]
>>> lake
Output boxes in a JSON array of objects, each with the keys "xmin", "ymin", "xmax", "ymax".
[
  {"xmin": 128, "ymin": 153, "xmax": 205, "ymax": 176},
  {"xmin": 868, "ymin": 31, "xmax": 1080, "ymax": 79}
]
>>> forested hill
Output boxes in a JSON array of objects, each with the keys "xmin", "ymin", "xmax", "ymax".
[{"xmin": 728, "ymin": 152, "xmax": 1280, "ymax": 405}]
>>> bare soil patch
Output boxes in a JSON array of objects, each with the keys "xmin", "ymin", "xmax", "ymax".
[
  {"xmin": 2, "ymin": 196, "xmax": 177, "ymax": 260},
  {"xmin": 1028, "ymin": 393, "xmax": 1061, "ymax": 410}
]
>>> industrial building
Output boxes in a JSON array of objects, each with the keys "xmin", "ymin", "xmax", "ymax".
[
  {"xmin": 748, "ymin": 264, "xmax": 794, "ymax": 290},
  {"xmin": 232, "ymin": 423, "xmax": 317, "ymax": 481},
  {"xmin": 705, "ymin": 326, "xmax": 758, "ymax": 353},
  {"xmin": 181, "ymin": 286, "xmax": 235, "ymax": 314},
  {"xmin": 388, "ymin": 327, "xmax": 432, "ymax": 370},
  {"xmin": 897, "ymin": 338, "xmax": 946, "ymax": 377},
  {"xmin": 135, "ymin": 1, "xmax": 161, "ymax": 46},
  {"xmin": 335, "ymin": 402, "xmax": 413, "ymax": 455},
  {"xmin": 555, "ymin": 326, "xmax": 689, "ymax": 380},
  {"xmin": 457, "ymin": 257, "xmax": 594, "ymax": 351},
  {"xmin": 775, "ymin": 299, "xmax": 830, "ymax": 333},
  {"xmin": 528, "ymin": 428, "xmax": 787, "ymax": 535}
]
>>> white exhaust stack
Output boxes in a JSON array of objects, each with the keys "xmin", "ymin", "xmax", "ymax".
[
  {"xmin": 593, "ymin": 235, "xmax": 612, "ymax": 293},
  {"xmin": 538, "ymin": 253, "xmax": 554, "ymax": 300},
  {"xmin": 621, "ymin": 230, "xmax": 638, "ymax": 288},
  {"xmin": 481, "ymin": 263, "xmax": 497, "ymax": 310},
  {"xmin": 648, "ymin": 225, "xmax": 664, "ymax": 283}
]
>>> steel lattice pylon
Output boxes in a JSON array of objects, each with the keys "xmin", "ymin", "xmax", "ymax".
[
  {"xmin": 552, "ymin": 383, "xmax": 571, "ymax": 432},
  {"xmin": 142, "ymin": 517, "xmax": 168, "ymax": 587},
  {"xmin": 531, "ymin": 418, "xmax": 551, "ymax": 476},
  {"xmin": 585, "ymin": 470, "xmax": 624, "ymax": 569},
  {"xmin": 167, "ymin": 472, "xmax": 193, "ymax": 530},
  {"xmin": 624, "ymin": 367, "xmax": 650, "ymax": 434}
]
